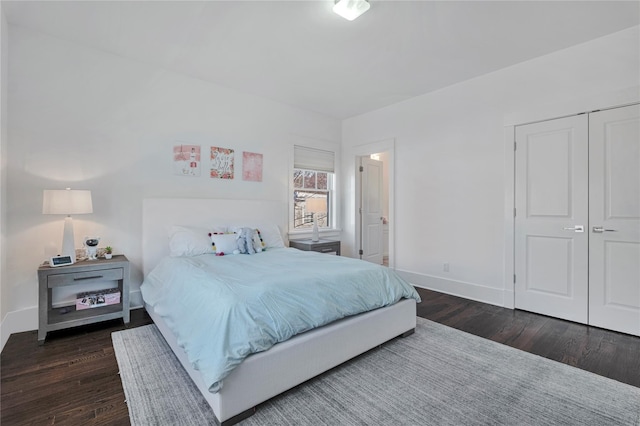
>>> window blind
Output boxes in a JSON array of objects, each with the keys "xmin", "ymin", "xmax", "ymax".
[{"xmin": 294, "ymin": 145, "xmax": 335, "ymax": 173}]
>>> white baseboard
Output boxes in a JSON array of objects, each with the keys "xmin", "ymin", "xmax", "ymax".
[
  {"xmin": 397, "ymin": 269, "xmax": 506, "ymax": 308},
  {"xmin": 1, "ymin": 306, "xmax": 38, "ymax": 352}
]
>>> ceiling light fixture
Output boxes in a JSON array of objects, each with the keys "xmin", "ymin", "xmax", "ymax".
[{"xmin": 333, "ymin": 0, "xmax": 370, "ymax": 21}]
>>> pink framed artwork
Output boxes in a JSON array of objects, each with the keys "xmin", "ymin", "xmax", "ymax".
[
  {"xmin": 242, "ymin": 151, "xmax": 263, "ymax": 182},
  {"xmin": 210, "ymin": 146, "xmax": 234, "ymax": 179},
  {"xmin": 173, "ymin": 145, "xmax": 201, "ymax": 177}
]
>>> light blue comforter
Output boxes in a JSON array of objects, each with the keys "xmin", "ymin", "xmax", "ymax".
[{"xmin": 140, "ymin": 247, "xmax": 420, "ymax": 392}]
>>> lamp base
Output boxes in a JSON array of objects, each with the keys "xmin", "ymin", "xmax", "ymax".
[
  {"xmin": 61, "ymin": 216, "xmax": 77, "ymax": 264},
  {"xmin": 311, "ymin": 215, "xmax": 320, "ymax": 242}
]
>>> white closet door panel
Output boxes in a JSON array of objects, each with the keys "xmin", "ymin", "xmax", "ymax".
[
  {"xmin": 525, "ymin": 236, "xmax": 574, "ymax": 295},
  {"xmin": 589, "ymin": 104, "xmax": 640, "ymax": 336},
  {"xmin": 526, "ymin": 129, "xmax": 573, "ymax": 217},
  {"xmin": 515, "ymin": 115, "xmax": 589, "ymax": 323}
]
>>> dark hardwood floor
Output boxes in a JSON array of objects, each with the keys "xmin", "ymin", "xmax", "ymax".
[
  {"xmin": 2, "ymin": 287, "xmax": 639, "ymax": 425},
  {"xmin": 415, "ymin": 288, "xmax": 640, "ymax": 388},
  {"xmin": 1, "ymin": 310, "xmax": 153, "ymax": 425}
]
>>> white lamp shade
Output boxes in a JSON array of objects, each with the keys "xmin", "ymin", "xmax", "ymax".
[
  {"xmin": 333, "ymin": 0, "xmax": 370, "ymax": 21},
  {"xmin": 306, "ymin": 197, "xmax": 327, "ymax": 214},
  {"xmin": 43, "ymin": 189, "xmax": 93, "ymax": 215},
  {"xmin": 42, "ymin": 189, "xmax": 93, "ymax": 264}
]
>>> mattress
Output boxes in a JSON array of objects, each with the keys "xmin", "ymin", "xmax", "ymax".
[{"xmin": 140, "ymin": 247, "xmax": 420, "ymax": 392}]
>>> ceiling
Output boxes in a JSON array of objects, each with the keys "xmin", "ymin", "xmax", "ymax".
[{"xmin": 3, "ymin": 1, "xmax": 639, "ymax": 119}]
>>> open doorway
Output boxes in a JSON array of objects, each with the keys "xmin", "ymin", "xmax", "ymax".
[
  {"xmin": 355, "ymin": 142, "xmax": 393, "ymax": 267},
  {"xmin": 373, "ymin": 153, "xmax": 391, "ymax": 266}
]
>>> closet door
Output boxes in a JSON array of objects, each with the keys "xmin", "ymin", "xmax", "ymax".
[
  {"xmin": 514, "ymin": 115, "xmax": 589, "ymax": 323},
  {"xmin": 588, "ymin": 105, "xmax": 640, "ymax": 336}
]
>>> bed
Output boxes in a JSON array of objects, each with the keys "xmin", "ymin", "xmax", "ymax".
[{"xmin": 141, "ymin": 198, "xmax": 419, "ymax": 425}]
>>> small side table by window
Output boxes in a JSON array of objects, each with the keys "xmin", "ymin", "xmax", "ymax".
[
  {"xmin": 38, "ymin": 255, "xmax": 130, "ymax": 344},
  {"xmin": 289, "ymin": 239, "xmax": 341, "ymax": 256}
]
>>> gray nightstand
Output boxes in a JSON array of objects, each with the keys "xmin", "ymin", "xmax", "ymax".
[
  {"xmin": 37, "ymin": 255, "xmax": 130, "ymax": 344},
  {"xmin": 289, "ymin": 239, "xmax": 341, "ymax": 255}
]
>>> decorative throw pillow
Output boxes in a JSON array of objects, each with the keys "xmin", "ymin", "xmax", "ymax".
[
  {"xmin": 256, "ymin": 224, "xmax": 285, "ymax": 248},
  {"xmin": 253, "ymin": 229, "xmax": 265, "ymax": 252},
  {"xmin": 209, "ymin": 233, "xmax": 238, "ymax": 255}
]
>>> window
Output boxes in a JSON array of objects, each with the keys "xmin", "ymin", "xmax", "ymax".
[
  {"xmin": 293, "ymin": 146, "xmax": 335, "ymax": 231},
  {"xmin": 293, "ymin": 169, "xmax": 333, "ymax": 229}
]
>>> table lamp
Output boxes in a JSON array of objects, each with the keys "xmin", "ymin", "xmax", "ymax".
[
  {"xmin": 306, "ymin": 197, "xmax": 327, "ymax": 242},
  {"xmin": 43, "ymin": 188, "xmax": 93, "ymax": 263}
]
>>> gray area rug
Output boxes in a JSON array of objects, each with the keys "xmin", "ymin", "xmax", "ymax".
[{"xmin": 112, "ymin": 318, "xmax": 640, "ymax": 425}]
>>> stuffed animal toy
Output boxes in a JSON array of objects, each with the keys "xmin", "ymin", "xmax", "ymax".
[
  {"xmin": 236, "ymin": 227, "xmax": 257, "ymax": 254},
  {"xmin": 83, "ymin": 236, "xmax": 100, "ymax": 260}
]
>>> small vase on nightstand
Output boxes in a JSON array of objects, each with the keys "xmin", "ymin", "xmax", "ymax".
[{"xmin": 104, "ymin": 246, "xmax": 113, "ymax": 260}]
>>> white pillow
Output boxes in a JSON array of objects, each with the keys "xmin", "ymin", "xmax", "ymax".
[
  {"xmin": 210, "ymin": 233, "xmax": 238, "ymax": 254},
  {"xmin": 169, "ymin": 226, "xmax": 214, "ymax": 257}
]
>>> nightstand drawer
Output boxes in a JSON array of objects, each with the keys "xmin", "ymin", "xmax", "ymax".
[
  {"xmin": 312, "ymin": 243, "xmax": 339, "ymax": 253},
  {"xmin": 289, "ymin": 239, "xmax": 341, "ymax": 256},
  {"xmin": 47, "ymin": 267, "xmax": 124, "ymax": 288}
]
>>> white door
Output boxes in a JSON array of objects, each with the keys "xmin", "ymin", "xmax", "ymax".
[
  {"xmin": 515, "ymin": 115, "xmax": 589, "ymax": 323},
  {"xmin": 360, "ymin": 157, "xmax": 384, "ymax": 264},
  {"xmin": 588, "ymin": 105, "xmax": 640, "ymax": 336}
]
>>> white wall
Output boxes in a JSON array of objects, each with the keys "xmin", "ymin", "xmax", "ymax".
[
  {"xmin": 3, "ymin": 25, "xmax": 340, "ymax": 341},
  {"xmin": 342, "ymin": 26, "xmax": 640, "ymax": 306}
]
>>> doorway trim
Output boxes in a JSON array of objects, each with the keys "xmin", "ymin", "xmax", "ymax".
[
  {"xmin": 502, "ymin": 126, "xmax": 516, "ymax": 309},
  {"xmin": 353, "ymin": 138, "xmax": 395, "ymax": 268}
]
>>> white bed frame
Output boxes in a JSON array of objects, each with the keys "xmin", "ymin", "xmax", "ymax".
[{"xmin": 142, "ymin": 198, "xmax": 417, "ymax": 425}]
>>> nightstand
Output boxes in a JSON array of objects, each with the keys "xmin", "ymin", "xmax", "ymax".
[
  {"xmin": 37, "ymin": 255, "xmax": 130, "ymax": 344},
  {"xmin": 289, "ymin": 239, "xmax": 341, "ymax": 255}
]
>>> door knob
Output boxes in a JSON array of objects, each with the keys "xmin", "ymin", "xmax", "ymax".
[
  {"xmin": 593, "ymin": 226, "xmax": 616, "ymax": 233},
  {"xmin": 563, "ymin": 225, "xmax": 584, "ymax": 232}
]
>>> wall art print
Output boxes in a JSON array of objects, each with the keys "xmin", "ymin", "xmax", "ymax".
[
  {"xmin": 173, "ymin": 144, "xmax": 201, "ymax": 177},
  {"xmin": 210, "ymin": 146, "xmax": 234, "ymax": 179},
  {"xmin": 242, "ymin": 151, "xmax": 263, "ymax": 182}
]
